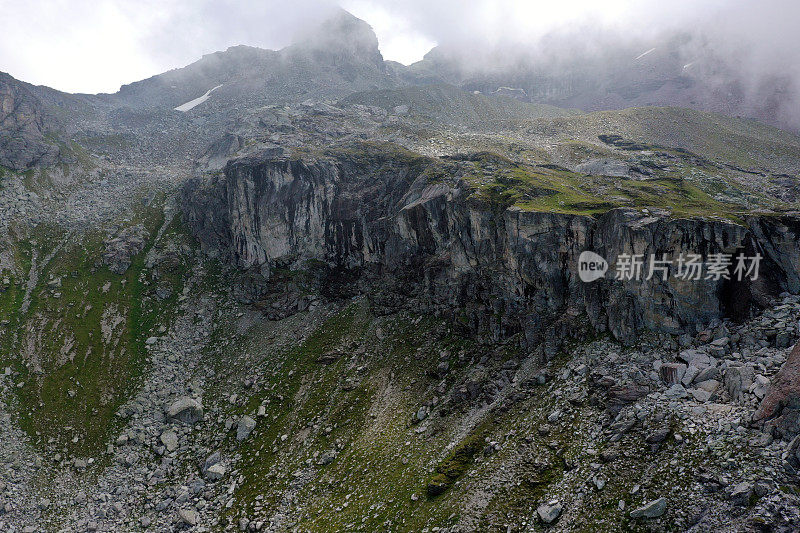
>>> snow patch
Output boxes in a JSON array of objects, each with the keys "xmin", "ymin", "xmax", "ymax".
[
  {"xmin": 174, "ymin": 85, "xmax": 223, "ymax": 112},
  {"xmin": 635, "ymin": 48, "xmax": 656, "ymax": 61}
]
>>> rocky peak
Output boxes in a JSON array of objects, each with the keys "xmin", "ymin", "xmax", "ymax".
[
  {"xmin": 287, "ymin": 9, "xmax": 385, "ymax": 71},
  {"xmin": 114, "ymin": 10, "xmax": 389, "ymax": 111}
]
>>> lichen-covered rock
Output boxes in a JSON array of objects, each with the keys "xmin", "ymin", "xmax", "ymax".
[
  {"xmin": 536, "ymin": 500, "xmax": 563, "ymax": 524},
  {"xmin": 236, "ymin": 415, "xmax": 256, "ymax": 441},
  {"xmin": 630, "ymin": 497, "xmax": 667, "ymax": 519}
]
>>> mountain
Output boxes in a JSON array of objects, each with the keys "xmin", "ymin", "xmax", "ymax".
[
  {"xmin": 339, "ymin": 84, "xmax": 580, "ymax": 128},
  {"xmin": 403, "ymin": 31, "xmax": 800, "ymax": 132},
  {"xmin": 110, "ymin": 10, "xmax": 394, "ymax": 112},
  {"xmin": 1, "ymin": 9, "xmax": 800, "ymax": 533}
]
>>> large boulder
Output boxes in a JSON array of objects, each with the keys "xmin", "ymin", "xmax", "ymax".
[
  {"xmin": 166, "ymin": 397, "xmax": 204, "ymax": 425},
  {"xmin": 236, "ymin": 415, "xmax": 256, "ymax": 441},
  {"xmin": 536, "ymin": 500, "xmax": 563, "ymax": 524},
  {"xmin": 630, "ymin": 497, "xmax": 667, "ymax": 519},
  {"xmin": 724, "ymin": 364, "xmax": 755, "ymax": 403},
  {"xmin": 159, "ymin": 430, "xmax": 178, "ymax": 452},
  {"xmin": 753, "ymin": 341, "xmax": 800, "ymax": 438}
]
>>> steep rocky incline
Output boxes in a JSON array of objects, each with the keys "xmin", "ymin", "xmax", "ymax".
[
  {"xmin": 0, "ymin": 72, "xmax": 61, "ymax": 170},
  {"xmin": 182, "ymin": 144, "xmax": 800, "ymax": 348}
]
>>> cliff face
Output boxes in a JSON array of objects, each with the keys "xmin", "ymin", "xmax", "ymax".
[
  {"xmin": 182, "ymin": 145, "xmax": 800, "ymax": 347},
  {"xmin": 0, "ymin": 73, "xmax": 60, "ymax": 170}
]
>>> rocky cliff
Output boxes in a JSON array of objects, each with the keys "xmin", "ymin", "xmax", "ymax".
[
  {"xmin": 182, "ymin": 143, "xmax": 800, "ymax": 348},
  {"xmin": 0, "ymin": 72, "xmax": 60, "ymax": 170}
]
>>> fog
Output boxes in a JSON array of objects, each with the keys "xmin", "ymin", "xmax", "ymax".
[{"xmin": 2, "ymin": 0, "xmax": 798, "ymax": 125}]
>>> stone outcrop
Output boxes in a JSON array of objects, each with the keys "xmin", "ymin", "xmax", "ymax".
[
  {"xmin": 195, "ymin": 133, "xmax": 246, "ymax": 171},
  {"xmin": 102, "ymin": 224, "xmax": 149, "ymax": 274},
  {"xmin": 182, "ymin": 143, "xmax": 800, "ymax": 347},
  {"xmin": 0, "ymin": 73, "xmax": 60, "ymax": 170},
  {"xmin": 753, "ymin": 341, "xmax": 800, "ymax": 438}
]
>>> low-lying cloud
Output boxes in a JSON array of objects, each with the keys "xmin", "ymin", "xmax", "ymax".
[{"xmin": 3, "ymin": 0, "xmax": 799, "ymax": 128}]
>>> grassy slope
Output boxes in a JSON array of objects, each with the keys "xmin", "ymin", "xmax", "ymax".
[
  {"xmin": 340, "ymin": 85, "xmax": 579, "ymax": 128},
  {"xmin": 0, "ymin": 200, "xmax": 190, "ymax": 456},
  {"xmin": 447, "ymin": 152, "xmax": 777, "ymax": 219},
  {"xmin": 197, "ymin": 294, "xmax": 741, "ymax": 532},
  {"xmin": 523, "ymin": 106, "xmax": 800, "ymax": 172}
]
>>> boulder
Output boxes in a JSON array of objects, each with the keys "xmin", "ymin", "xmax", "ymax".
[
  {"xmin": 205, "ymin": 463, "xmax": 226, "ymax": 481},
  {"xmin": 782, "ymin": 435, "xmax": 800, "ymax": 473},
  {"xmin": 752, "ymin": 375, "xmax": 770, "ymax": 399},
  {"xmin": 690, "ymin": 388, "xmax": 712, "ymax": 402},
  {"xmin": 664, "ymin": 384, "xmax": 688, "ymax": 399},
  {"xmin": 536, "ymin": 500, "xmax": 562, "ymax": 524},
  {"xmin": 753, "ymin": 341, "xmax": 800, "ymax": 438},
  {"xmin": 729, "ymin": 482, "xmax": 753, "ymax": 506},
  {"xmin": 204, "ymin": 451, "xmax": 222, "ymax": 471},
  {"xmin": 607, "ymin": 384, "xmax": 649, "ymax": 415},
  {"xmin": 203, "ymin": 451, "xmax": 226, "ymax": 480},
  {"xmin": 630, "ymin": 497, "xmax": 667, "ymax": 519},
  {"xmin": 725, "ymin": 365, "xmax": 754, "ymax": 402},
  {"xmin": 159, "ymin": 430, "xmax": 178, "ymax": 452},
  {"xmin": 694, "ymin": 365, "xmax": 720, "ymax": 383},
  {"xmin": 659, "ymin": 363, "xmax": 686, "ymax": 385},
  {"xmin": 166, "ymin": 397, "xmax": 204, "ymax": 425},
  {"xmin": 178, "ymin": 508, "xmax": 198, "ymax": 526},
  {"xmin": 236, "ymin": 415, "xmax": 257, "ymax": 441},
  {"xmin": 696, "ymin": 379, "xmax": 720, "ymax": 393},
  {"xmin": 681, "ymin": 365, "xmax": 700, "ymax": 387}
]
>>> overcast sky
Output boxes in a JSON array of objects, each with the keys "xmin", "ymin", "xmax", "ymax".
[{"xmin": 1, "ymin": 0, "xmax": 797, "ymax": 94}]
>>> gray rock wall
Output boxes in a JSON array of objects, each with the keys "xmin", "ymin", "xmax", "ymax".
[
  {"xmin": 182, "ymin": 148, "xmax": 800, "ymax": 346},
  {"xmin": 0, "ymin": 73, "xmax": 60, "ymax": 170}
]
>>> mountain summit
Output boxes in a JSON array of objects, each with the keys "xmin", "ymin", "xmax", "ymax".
[
  {"xmin": 113, "ymin": 9, "xmax": 391, "ymax": 111},
  {"xmin": 287, "ymin": 8, "xmax": 386, "ymax": 71}
]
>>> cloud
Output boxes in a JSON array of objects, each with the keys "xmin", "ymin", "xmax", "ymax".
[
  {"xmin": 1, "ymin": 0, "xmax": 799, "ymax": 121},
  {"xmin": 0, "ymin": 0, "xmax": 339, "ymax": 93},
  {"xmin": 349, "ymin": 0, "xmax": 800, "ymax": 128},
  {"xmin": 0, "ymin": 0, "xmax": 161, "ymax": 93}
]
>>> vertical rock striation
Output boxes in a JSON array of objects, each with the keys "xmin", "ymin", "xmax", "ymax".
[{"xmin": 182, "ymin": 144, "xmax": 800, "ymax": 347}]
